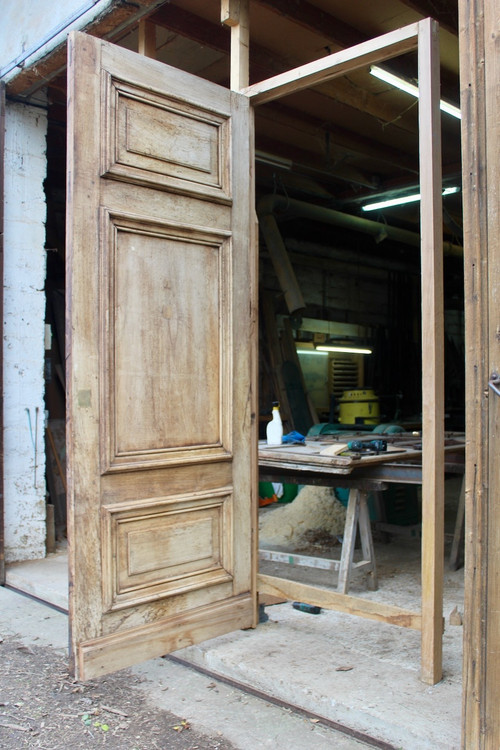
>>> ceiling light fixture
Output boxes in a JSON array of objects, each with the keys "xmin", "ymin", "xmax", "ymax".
[
  {"xmin": 370, "ymin": 65, "xmax": 462, "ymax": 120},
  {"xmin": 316, "ymin": 345, "xmax": 373, "ymax": 355},
  {"xmin": 361, "ymin": 186, "xmax": 460, "ymax": 212},
  {"xmin": 296, "ymin": 348, "xmax": 329, "ymax": 356}
]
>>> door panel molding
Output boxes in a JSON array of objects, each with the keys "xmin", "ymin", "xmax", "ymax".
[
  {"xmin": 78, "ymin": 594, "xmax": 254, "ymax": 680},
  {"xmin": 99, "ymin": 209, "xmax": 233, "ymax": 472},
  {"xmin": 101, "ymin": 72, "xmax": 232, "ymax": 203},
  {"xmin": 101, "ymin": 488, "xmax": 234, "ymax": 611}
]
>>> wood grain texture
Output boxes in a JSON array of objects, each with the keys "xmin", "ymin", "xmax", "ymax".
[
  {"xmin": 459, "ymin": 0, "xmax": 500, "ymax": 745},
  {"xmin": 78, "ymin": 594, "xmax": 254, "ymax": 680},
  {"xmin": 417, "ymin": 18, "xmax": 445, "ymax": 686},
  {"xmin": 66, "ymin": 32, "xmax": 256, "ymax": 680},
  {"xmin": 258, "ymin": 574, "xmax": 422, "ymax": 629},
  {"xmin": 222, "ymin": 0, "xmax": 250, "ymax": 90},
  {"xmin": 243, "ymin": 22, "xmax": 419, "ymax": 105},
  {"xmin": 138, "ymin": 19, "xmax": 156, "ymax": 59},
  {"xmin": 0, "ymin": 83, "xmax": 4, "ymax": 585}
]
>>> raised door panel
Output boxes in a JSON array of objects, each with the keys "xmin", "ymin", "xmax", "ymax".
[
  {"xmin": 66, "ymin": 32, "xmax": 257, "ymax": 680},
  {"xmin": 100, "ymin": 211, "xmax": 232, "ymax": 471}
]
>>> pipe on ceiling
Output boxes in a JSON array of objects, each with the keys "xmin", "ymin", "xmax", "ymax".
[{"xmin": 257, "ymin": 194, "xmax": 463, "ymax": 257}]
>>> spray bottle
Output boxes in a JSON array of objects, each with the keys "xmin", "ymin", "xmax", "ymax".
[{"xmin": 266, "ymin": 401, "xmax": 283, "ymax": 446}]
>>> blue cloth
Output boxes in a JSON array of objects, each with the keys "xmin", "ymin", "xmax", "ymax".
[{"xmin": 282, "ymin": 431, "xmax": 306, "ymax": 444}]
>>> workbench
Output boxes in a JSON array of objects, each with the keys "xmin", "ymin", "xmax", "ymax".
[{"xmin": 257, "ymin": 433, "xmax": 465, "ymax": 674}]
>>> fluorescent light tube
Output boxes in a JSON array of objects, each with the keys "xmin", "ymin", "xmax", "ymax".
[
  {"xmin": 370, "ymin": 65, "xmax": 461, "ymax": 120},
  {"xmin": 296, "ymin": 348, "xmax": 329, "ymax": 356},
  {"xmin": 316, "ymin": 345, "xmax": 373, "ymax": 355},
  {"xmin": 361, "ymin": 186, "xmax": 460, "ymax": 212}
]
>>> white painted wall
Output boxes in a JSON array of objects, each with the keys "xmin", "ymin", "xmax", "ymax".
[
  {"xmin": 0, "ymin": 0, "xmax": 115, "ymax": 84},
  {"xmin": 3, "ymin": 99, "xmax": 48, "ymax": 562}
]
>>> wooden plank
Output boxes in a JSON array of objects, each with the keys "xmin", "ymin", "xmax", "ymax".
[
  {"xmin": 222, "ymin": 0, "xmax": 249, "ymax": 90},
  {"xmin": 337, "ymin": 489, "xmax": 361, "ymax": 593},
  {"xmin": 459, "ymin": 0, "xmax": 500, "ymax": 745},
  {"xmin": 259, "ymin": 549, "xmax": 341, "ymax": 571},
  {"xmin": 78, "ymin": 595, "xmax": 254, "ymax": 680},
  {"xmin": 449, "ymin": 475, "xmax": 465, "ymax": 571},
  {"xmin": 399, "ymin": 0, "xmax": 458, "ymax": 36},
  {"xmin": 417, "ymin": 17, "xmax": 445, "ymax": 686},
  {"xmin": 46, "ymin": 426, "xmax": 67, "ymax": 494},
  {"xmin": 243, "ymin": 22, "xmax": 419, "ymax": 105},
  {"xmin": 281, "ymin": 317, "xmax": 319, "ymax": 428},
  {"xmin": 258, "ymin": 574, "xmax": 422, "ymax": 629},
  {"xmin": 358, "ymin": 492, "xmax": 378, "ymax": 591},
  {"xmin": 151, "ymin": 5, "xmax": 423, "ymax": 133},
  {"xmin": 483, "ymin": 0, "xmax": 500, "ymax": 740},
  {"xmin": 138, "ymin": 19, "xmax": 156, "ymax": 59},
  {"xmin": 0, "ymin": 82, "xmax": 5, "ymax": 585},
  {"xmin": 261, "ymin": 292, "xmax": 293, "ymax": 430},
  {"xmin": 221, "ymin": 0, "xmax": 242, "ymax": 26}
]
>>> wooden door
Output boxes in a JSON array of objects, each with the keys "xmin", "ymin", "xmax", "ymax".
[{"xmin": 66, "ymin": 32, "xmax": 257, "ymax": 680}]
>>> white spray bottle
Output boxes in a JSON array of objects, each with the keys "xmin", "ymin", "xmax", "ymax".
[{"xmin": 266, "ymin": 401, "xmax": 283, "ymax": 446}]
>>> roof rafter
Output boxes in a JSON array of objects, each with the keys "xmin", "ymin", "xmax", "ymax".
[{"xmin": 151, "ymin": 6, "xmax": 419, "ymax": 132}]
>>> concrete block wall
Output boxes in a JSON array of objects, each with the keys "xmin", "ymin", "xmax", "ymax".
[{"xmin": 3, "ymin": 98, "xmax": 48, "ymax": 562}]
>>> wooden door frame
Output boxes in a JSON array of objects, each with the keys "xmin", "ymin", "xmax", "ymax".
[
  {"xmin": 227, "ymin": 14, "xmax": 445, "ymax": 685},
  {"xmin": 0, "ymin": 82, "xmax": 5, "ymax": 586},
  {"xmin": 459, "ymin": 0, "xmax": 500, "ymax": 745}
]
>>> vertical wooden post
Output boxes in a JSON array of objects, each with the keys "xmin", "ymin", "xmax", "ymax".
[
  {"xmin": 0, "ymin": 82, "xmax": 5, "ymax": 585},
  {"xmin": 417, "ymin": 18, "xmax": 445, "ymax": 686},
  {"xmin": 459, "ymin": 0, "xmax": 500, "ymax": 746},
  {"xmin": 138, "ymin": 19, "xmax": 156, "ymax": 59},
  {"xmin": 221, "ymin": 0, "xmax": 249, "ymax": 90}
]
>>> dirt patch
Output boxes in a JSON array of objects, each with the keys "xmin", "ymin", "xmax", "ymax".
[{"xmin": 0, "ymin": 635, "xmax": 237, "ymax": 750}]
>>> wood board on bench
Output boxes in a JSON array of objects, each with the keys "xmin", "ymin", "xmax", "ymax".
[{"xmin": 258, "ymin": 433, "xmax": 465, "ymax": 475}]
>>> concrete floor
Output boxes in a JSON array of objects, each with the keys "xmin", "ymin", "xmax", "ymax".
[{"xmin": 5, "ymin": 519, "xmax": 464, "ymax": 750}]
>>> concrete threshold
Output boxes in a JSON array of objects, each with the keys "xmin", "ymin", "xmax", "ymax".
[{"xmin": 3, "ymin": 536, "xmax": 463, "ymax": 750}]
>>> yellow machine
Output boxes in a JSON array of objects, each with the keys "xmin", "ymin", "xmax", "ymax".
[{"xmin": 338, "ymin": 389, "xmax": 380, "ymax": 425}]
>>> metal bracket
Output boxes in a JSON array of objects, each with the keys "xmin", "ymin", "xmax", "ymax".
[{"xmin": 489, "ymin": 372, "xmax": 500, "ymax": 396}]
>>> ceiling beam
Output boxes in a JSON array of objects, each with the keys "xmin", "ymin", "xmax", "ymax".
[
  {"xmin": 252, "ymin": 0, "xmax": 366, "ymax": 50},
  {"xmin": 151, "ymin": 5, "xmax": 419, "ymax": 128},
  {"xmin": 398, "ymin": 0, "xmax": 458, "ymax": 35},
  {"xmin": 257, "ymin": 101, "xmax": 418, "ymax": 173},
  {"xmin": 254, "ymin": 0, "xmax": 458, "ymax": 94}
]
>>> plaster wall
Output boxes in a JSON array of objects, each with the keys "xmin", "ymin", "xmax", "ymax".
[
  {"xmin": 3, "ymin": 99, "xmax": 48, "ymax": 562},
  {"xmin": 0, "ymin": 0, "xmax": 115, "ymax": 84}
]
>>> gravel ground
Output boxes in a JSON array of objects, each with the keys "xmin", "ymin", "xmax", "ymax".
[{"xmin": 0, "ymin": 634, "xmax": 237, "ymax": 750}]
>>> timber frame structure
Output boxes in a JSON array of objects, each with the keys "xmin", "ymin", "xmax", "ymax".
[
  {"xmin": 459, "ymin": 0, "xmax": 500, "ymax": 746},
  {"xmin": 0, "ymin": 0, "xmax": 498, "ymax": 746},
  {"xmin": 239, "ymin": 16, "xmax": 446, "ymax": 687},
  {"xmin": 225, "ymin": 5, "xmax": 500, "ymax": 743}
]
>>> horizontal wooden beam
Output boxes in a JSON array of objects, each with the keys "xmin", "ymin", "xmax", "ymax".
[
  {"xmin": 256, "ymin": 103, "xmax": 418, "ymax": 173},
  {"xmin": 399, "ymin": 0, "xmax": 458, "ymax": 36},
  {"xmin": 254, "ymin": 0, "xmax": 458, "ymax": 97},
  {"xmin": 253, "ymin": 0, "xmax": 369, "ymax": 50},
  {"xmin": 151, "ymin": 6, "xmax": 418, "ymax": 135},
  {"xmin": 258, "ymin": 573, "xmax": 422, "ymax": 629},
  {"xmin": 244, "ymin": 22, "xmax": 420, "ymax": 105}
]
